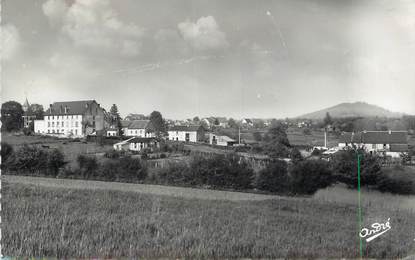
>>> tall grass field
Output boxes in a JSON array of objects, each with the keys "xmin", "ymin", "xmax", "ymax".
[{"xmin": 2, "ymin": 180, "xmax": 415, "ymax": 258}]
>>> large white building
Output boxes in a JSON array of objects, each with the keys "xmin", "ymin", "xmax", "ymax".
[{"xmin": 34, "ymin": 100, "xmax": 109, "ymax": 138}]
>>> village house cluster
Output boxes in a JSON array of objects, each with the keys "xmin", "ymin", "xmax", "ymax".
[{"xmin": 27, "ymin": 99, "xmax": 410, "ymax": 158}]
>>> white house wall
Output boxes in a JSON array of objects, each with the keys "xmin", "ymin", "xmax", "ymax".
[
  {"xmin": 125, "ymin": 128, "xmax": 154, "ymax": 137},
  {"xmin": 168, "ymin": 131, "xmax": 197, "ymax": 142},
  {"xmin": 35, "ymin": 114, "xmax": 83, "ymax": 137}
]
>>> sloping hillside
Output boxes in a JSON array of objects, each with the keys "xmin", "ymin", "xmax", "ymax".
[{"xmin": 299, "ymin": 102, "xmax": 403, "ymax": 119}]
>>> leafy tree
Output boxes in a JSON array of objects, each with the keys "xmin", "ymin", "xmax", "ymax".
[
  {"xmin": 228, "ymin": 118, "xmax": 239, "ymax": 129},
  {"xmin": 1, "ymin": 101, "xmax": 24, "ymax": 132},
  {"xmin": 255, "ymin": 160, "xmax": 289, "ymax": 192},
  {"xmin": 324, "ymin": 112, "xmax": 333, "ymax": 126},
  {"xmin": 193, "ymin": 116, "xmax": 200, "ymax": 122},
  {"xmin": 214, "ymin": 118, "xmax": 220, "ymax": 126},
  {"xmin": 29, "ymin": 104, "xmax": 44, "ymax": 119},
  {"xmin": 147, "ymin": 111, "xmax": 167, "ymax": 137},
  {"xmin": 263, "ymin": 122, "xmax": 291, "ymax": 158},
  {"xmin": 109, "ymin": 104, "xmax": 123, "ymax": 136}
]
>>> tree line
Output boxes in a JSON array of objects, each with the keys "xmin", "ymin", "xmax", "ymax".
[{"xmin": 2, "ymin": 141, "xmax": 413, "ymax": 195}]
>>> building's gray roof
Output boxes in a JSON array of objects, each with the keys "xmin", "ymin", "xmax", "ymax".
[
  {"xmin": 127, "ymin": 120, "xmax": 150, "ymax": 129},
  {"xmin": 390, "ymin": 144, "xmax": 409, "ymax": 152},
  {"xmin": 45, "ymin": 100, "xmax": 96, "ymax": 115},
  {"xmin": 129, "ymin": 137, "xmax": 158, "ymax": 143},
  {"xmin": 340, "ymin": 131, "xmax": 407, "ymax": 144},
  {"xmin": 169, "ymin": 125, "xmax": 203, "ymax": 132},
  {"xmin": 121, "ymin": 120, "xmax": 131, "ymax": 128}
]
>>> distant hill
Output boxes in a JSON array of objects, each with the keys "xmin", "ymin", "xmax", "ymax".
[{"xmin": 298, "ymin": 102, "xmax": 404, "ymax": 119}]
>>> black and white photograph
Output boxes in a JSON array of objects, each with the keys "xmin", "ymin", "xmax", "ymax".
[{"xmin": 1, "ymin": 0, "xmax": 415, "ymax": 258}]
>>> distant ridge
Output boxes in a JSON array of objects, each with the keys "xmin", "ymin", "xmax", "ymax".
[{"xmin": 298, "ymin": 102, "xmax": 404, "ymax": 119}]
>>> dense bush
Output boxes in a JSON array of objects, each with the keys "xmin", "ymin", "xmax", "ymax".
[
  {"xmin": 290, "ymin": 159, "xmax": 334, "ymax": 195},
  {"xmin": 376, "ymin": 172, "xmax": 414, "ymax": 195},
  {"xmin": 11, "ymin": 144, "xmax": 49, "ymax": 173},
  {"xmin": 255, "ymin": 160, "xmax": 289, "ymax": 193},
  {"xmin": 155, "ymin": 154, "xmax": 254, "ymax": 190},
  {"xmin": 47, "ymin": 149, "xmax": 66, "ymax": 176},
  {"xmin": 190, "ymin": 154, "xmax": 254, "ymax": 189},
  {"xmin": 289, "ymin": 148, "xmax": 303, "ymax": 162},
  {"xmin": 155, "ymin": 161, "xmax": 190, "ymax": 185},
  {"xmin": 77, "ymin": 155, "xmax": 98, "ymax": 178},
  {"xmin": 75, "ymin": 155, "xmax": 147, "ymax": 182},
  {"xmin": 104, "ymin": 149, "xmax": 122, "ymax": 159},
  {"xmin": 1, "ymin": 142, "xmax": 14, "ymax": 169},
  {"xmin": 5, "ymin": 144, "xmax": 66, "ymax": 176},
  {"xmin": 331, "ymin": 150, "xmax": 381, "ymax": 187}
]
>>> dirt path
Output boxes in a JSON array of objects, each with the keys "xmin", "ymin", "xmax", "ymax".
[{"xmin": 2, "ymin": 175, "xmax": 282, "ymax": 202}]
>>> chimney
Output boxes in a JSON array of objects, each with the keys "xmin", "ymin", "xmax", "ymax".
[
  {"xmin": 49, "ymin": 104, "xmax": 53, "ymax": 113},
  {"xmin": 64, "ymin": 106, "xmax": 68, "ymax": 114}
]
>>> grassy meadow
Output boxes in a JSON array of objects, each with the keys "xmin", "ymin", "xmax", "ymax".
[{"xmin": 2, "ymin": 180, "xmax": 415, "ymax": 258}]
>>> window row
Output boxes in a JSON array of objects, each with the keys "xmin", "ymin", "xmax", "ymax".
[
  {"xmin": 48, "ymin": 122, "xmax": 79, "ymax": 127},
  {"xmin": 45, "ymin": 115, "xmax": 82, "ymax": 120},
  {"xmin": 47, "ymin": 129, "xmax": 78, "ymax": 135}
]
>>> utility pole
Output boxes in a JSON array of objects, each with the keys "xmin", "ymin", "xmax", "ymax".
[
  {"xmin": 238, "ymin": 126, "xmax": 241, "ymax": 144},
  {"xmin": 324, "ymin": 129, "xmax": 327, "ymax": 148}
]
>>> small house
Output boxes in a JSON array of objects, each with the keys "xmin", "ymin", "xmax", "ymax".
[
  {"xmin": 113, "ymin": 137, "xmax": 159, "ymax": 152},
  {"xmin": 209, "ymin": 133, "xmax": 237, "ymax": 146},
  {"xmin": 167, "ymin": 125, "xmax": 205, "ymax": 142}
]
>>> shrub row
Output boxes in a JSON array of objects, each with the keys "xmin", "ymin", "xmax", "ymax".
[{"xmin": 2, "ymin": 143, "xmax": 66, "ymax": 176}]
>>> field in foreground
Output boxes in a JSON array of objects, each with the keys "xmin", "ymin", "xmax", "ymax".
[{"xmin": 2, "ymin": 177, "xmax": 415, "ymax": 258}]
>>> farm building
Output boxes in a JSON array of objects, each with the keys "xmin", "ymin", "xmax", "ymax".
[
  {"xmin": 122, "ymin": 120, "xmax": 155, "ymax": 137},
  {"xmin": 209, "ymin": 133, "xmax": 237, "ymax": 146},
  {"xmin": 339, "ymin": 130, "xmax": 408, "ymax": 158},
  {"xmin": 167, "ymin": 125, "xmax": 205, "ymax": 142},
  {"xmin": 113, "ymin": 137, "xmax": 160, "ymax": 152}
]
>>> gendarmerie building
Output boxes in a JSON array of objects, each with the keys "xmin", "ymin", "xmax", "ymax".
[{"xmin": 34, "ymin": 100, "xmax": 110, "ymax": 138}]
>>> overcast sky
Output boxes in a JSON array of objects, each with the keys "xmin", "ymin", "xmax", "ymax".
[{"xmin": 1, "ymin": 0, "xmax": 414, "ymax": 119}]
